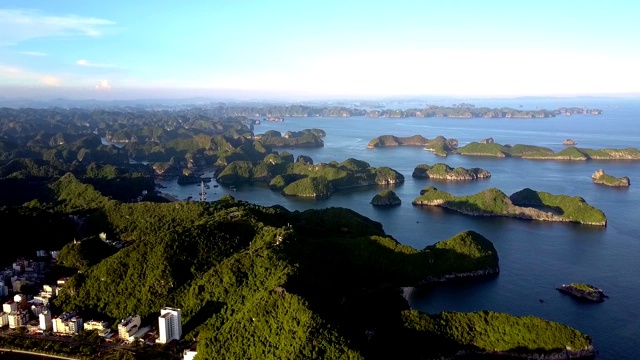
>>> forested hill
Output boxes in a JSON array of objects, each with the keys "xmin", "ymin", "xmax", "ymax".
[{"xmin": 5, "ymin": 174, "xmax": 590, "ymax": 359}]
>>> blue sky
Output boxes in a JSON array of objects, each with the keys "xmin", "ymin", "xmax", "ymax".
[{"xmin": 1, "ymin": 0, "xmax": 639, "ymax": 99}]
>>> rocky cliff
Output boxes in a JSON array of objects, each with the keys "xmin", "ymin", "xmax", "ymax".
[
  {"xmin": 592, "ymin": 169, "xmax": 630, "ymax": 187},
  {"xmin": 412, "ymin": 163, "xmax": 491, "ymax": 180},
  {"xmin": 557, "ymin": 283, "xmax": 608, "ymax": 302},
  {"xmin": 370, "ymin": 189, "xmax": 401, "ymax": 206}
]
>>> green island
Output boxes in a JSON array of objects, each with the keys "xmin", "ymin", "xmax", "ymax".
[
  {"xmin": 412, "ymin": 187, "xmax": 607, "ymax": 226},
  {"xmin": 456, "ymin": 141, "xmax": 640, "ymax": 160},
  {"xmin": 557, "ymin": 283, "xmax": 608, "ymax": 302},
  {"xmin": 255, "ymin": 128, "xmax": 325, "ymax": 148},
  {"xmin": 371, "ymin": 189, "xmax": 401, "ymax": 206},
  {"xmin": 412, "ymin": 163, "xmax": 491, "ymax": 180},
  {"xmin": 366, "ymin": 134, "xmax": 640, "ymax": 160},
  {"xmin": 401, "ymin": 310, "xmax": 593, "ymax": 358},
  {"xmin": 217, "ymin": 155, "xmax": 404, "ymax": 198},
  {"xmin": 591, "ymin": 169, "xmax": 630, "ymax": 187},
  {"xmin": 367, "ymin": 135, "xmax": 458, "ymax": 156}
]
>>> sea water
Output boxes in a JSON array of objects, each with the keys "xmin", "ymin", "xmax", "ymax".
[{"xmin": 159, "ymin": 98, "xmax": 640, "ymax": 359}]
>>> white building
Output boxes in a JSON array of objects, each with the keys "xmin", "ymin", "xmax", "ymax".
[
  {"xmin": 183, "ymin": 349, "xmax": 197, "ymax": 360},
  {"xmin": 157, "ymin": 307, "xmax": 182, "ymax": 344},
  {"xmin": 13, "ymin": 294, "xmax": 27, "ymax": 309},
  {"xmin": 2, "ymin": 301, "xmax": 17, "ymax": 313},
  {"xmin": 53, "ymin": 312, "xmax": 77, "ymax": 335},
  {"xmin": 118, "ymin": 315, "xmax": 141, "ymax": 340},
  {"xmin": 0, "ymin": 312, "xmax": 8, "ymax": 328},
  {"xmin": 8, "ymin": 311, "xmax": 28, "ymax": 329},
  {"xmin": 39, "ymin": 310, "xmax": 52, "ymax": 331},
  {"xmin": 85, "ymin": 320, "xmax": 110, "ymax": 336}
]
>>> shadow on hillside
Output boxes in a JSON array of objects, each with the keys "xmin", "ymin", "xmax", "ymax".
[
  {"xmin": 182, "ymin": 300, "xmax": 225, "ymax": 336},
  {"xmin": 509, "ymin": 191, "xmax": 564, "ymax": 215}
]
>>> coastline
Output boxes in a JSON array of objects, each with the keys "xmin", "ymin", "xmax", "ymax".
[
  {"xmin": 157, "ymin": 192, "xmax": 180, "ymax": 202},
  {"xmin": 0, "ymin": 348, "xmax": 78, "ymax": 360}
]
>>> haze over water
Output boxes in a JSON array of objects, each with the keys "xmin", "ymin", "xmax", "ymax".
[{"xmin": 158, "ymin": 98, "xmax": 640, "ymax": 359}]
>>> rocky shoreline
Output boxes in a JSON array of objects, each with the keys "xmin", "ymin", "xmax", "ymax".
[
  {"xmin": 557, "ymin": 284, "xmax": 608, "ymax": 302},
  {"xmin": 592, "ymin": 169, "xmax": 630, "ymax": 187},
  {"xmin": 418, "ymin": 267, "xmax": 500, "ymax": 285},
  {"xmin": 443, "ymin": 346, "xmax": 595, "ymax": 359}
]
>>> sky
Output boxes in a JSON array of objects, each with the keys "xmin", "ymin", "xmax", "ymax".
[{"xmin": 1, "ymin": 0, "xmax": 640, "ymax": 100}]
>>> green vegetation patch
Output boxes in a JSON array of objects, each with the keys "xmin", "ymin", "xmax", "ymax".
[
  {"xmin": 415, "ymin": 187, "xmax": 512, "ymax": 215},
  {"xmin": 425, "ymin": 231, "xmax": 499, "ymax": 276},
  {"xmin": 402, "ymin": 310, "xmax": 592, "ymax": 356},
  {"xmin": 510, "ymin": 188, "xmax": 606, "ymax": 225},
  {"xmin": 456, "ymin": 142, "xmax": 509, "ymax": 157},
  {"xmin": 282, "ymin": 177, "xmax": 333, "ymax": 197}
]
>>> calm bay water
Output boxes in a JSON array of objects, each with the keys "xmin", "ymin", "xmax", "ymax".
[{"xmin": 159, "ymin": 98, "xmax": 640, "ymax": 359}]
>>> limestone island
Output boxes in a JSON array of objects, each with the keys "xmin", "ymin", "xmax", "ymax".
[
  {"xmin": 216, "ymin": 153, "xmax": 404, "ymax": 198},
  {"xmin": 456, "ymin": 141, "xmax": 640, "ymax": 160},
  {"xmin": 557, "ymin": 283, "xmax": 608, "ymax": 302},
  {"xmin": 367, "ymin": 135, "xmax": 458, "ymax": 156},
  {"xmin": 412, "ymin": 187, "xmax": 607, "ymax": 226},
  {"xmin": 367, "ymin": 135, "xmax": 640, "ymax": 161},
  {"xmin": 563, "ymin": 139, "xmax": 577, "ymax": 145},
  {"xmin": 412, "ymin": 163, "xmax": 491, "ymax": 180},
  {"xmin": 371, "ymin": 189, "xmax": 401, "ymax": 206},
  {"xmin": 254, "ymin": 128, "xmax": 325, "ymax": 148},
  {"xmin": 592, "ymin": 169, "xmax": 630, "ymax": 187},
  {"xmin": 402, "ymin": 310, "xmax": 594, "ymax": 359}
]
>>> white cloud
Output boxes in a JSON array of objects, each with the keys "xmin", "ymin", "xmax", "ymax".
[
  {"xmin": 0, "ymin": 9, "xmax": 115, "ymax": 45},
  {"xmin": 1, "ymin": 64, "xmax": 61, "ymax": 86},
  {"xmin": 76, "ymin": 59, "xmax": 117, "ymax": 68},
  {"xmin": 41, "ymin": 75, "xmax": 61, "ymax": 86},
  {"xmin": 95, "ymin": 79, "xmax": 111, "ymax": 90},
  {"xmin": 21, "ymin": 51, "xmax": 48, "ymax": 57}
]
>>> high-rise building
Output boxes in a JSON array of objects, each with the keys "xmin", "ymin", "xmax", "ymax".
[
  {"xmin": 39, "ymin": 311, "xmax": 52, "ymax": 331},
  {"xmin": 157, "ymin": 307, "xmax": 182, "ymax": 344},
  {"xmin": 0, "ymin": 281, "xmax": 7, "ymax": 297},
  {"xmin": 0, "ymin": 312, "xmax": 8, "ymax": 328},
  {"xmin": 8, "ymin": 311, "xmax": 28, "ymax": 329},
  {"xmin": 69, "ymin": 316, "xmax": 84, "ymax": 334}
]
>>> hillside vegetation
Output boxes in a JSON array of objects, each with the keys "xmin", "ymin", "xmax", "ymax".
[{"xmin": 413, "ymin": 186, "xmax": 606, "ymax": 226}]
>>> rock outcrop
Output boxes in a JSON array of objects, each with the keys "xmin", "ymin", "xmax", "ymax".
[
  {"xmin": 557, "ymin": 283, "xmax": 608, "ymax": 302},
  {"xmin": 419, "ymin": 267, "xmax": 499, "ymax": 285},
  {"xmin": 563, "ymin": 139, "xmax": 577, "ymax": 145},
  {"xmin": 592, "ymin": 169, "xmax": 630, "ymax": 187},
  {"xmin": 412, "ymin": 163, "xmax": 491, "ymax": 180},
  {"xmin": 370, "ymin": 190, "xmax": 401, "ymax": 206},
  {"xmin": 480, "ymin": 137, "xmax": 494, "ymax": 144}
]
